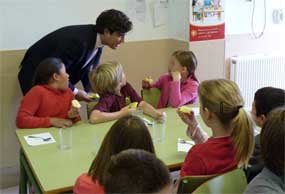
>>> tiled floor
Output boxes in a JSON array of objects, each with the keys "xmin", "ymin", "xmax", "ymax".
[{"xmin": 0, "ymin": 185, "xmax": 18, "ymax": 194}]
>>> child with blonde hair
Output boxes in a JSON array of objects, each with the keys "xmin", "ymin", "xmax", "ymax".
[
  {"xmin": 177, "ymin": 79, "xmax": 254, "ymax": 176},
  {"xmin": 142, "ymin": 50, "xmax": 199, "ymax": 108},
  {"xmin": 89, "ymin": 61, "xmax": 165, "ymax": 124}
]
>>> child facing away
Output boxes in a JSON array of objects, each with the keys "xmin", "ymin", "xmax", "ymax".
[
  {"xmin": 142, "ymin": 50, "xmax": 199, "ymax": 108},
  {"xmin": 74, "ymin": 115, "xmax": 155, "ymax": 194},
  {"xmin": 16, "ymin": 57, "xmax": 80, "ymax": 129},
  {"xmin": 103, "ymin": 149, "xmax": 172, "ymax": 194},
  {"xmin": 246, "ymin": 87, "xmax": 285, "ymax": 182},
  {"xmin": 177, "ymin": 79, "xmax": 254, "ymax": 176},
  {"xmin": 244, "ymin": 107, "xmax": 285, "ymax": 194},
  {"xmin": 89, "ymin": 61, "xmax": 165, "ymax": 124}
]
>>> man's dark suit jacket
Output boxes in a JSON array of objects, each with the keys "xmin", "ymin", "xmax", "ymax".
[{"xmin": 18, "ymin": 24, "xmax": 102, "ymax": 94}]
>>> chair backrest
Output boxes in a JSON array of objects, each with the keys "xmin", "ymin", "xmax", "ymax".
[
  {"xmin": 87, "ymin": 101, "xmax": 98, "ymax": 117},
  {"xmin": 192, "ymin": 168, "xmax": 247, "ymax": 194},
  {"xmin": 177, "ymin": 174, "xmax": 217, "ymax": 194},
  {"xmin": 141, "ymin": 88, "xmax": 161, "ymax": 108}
]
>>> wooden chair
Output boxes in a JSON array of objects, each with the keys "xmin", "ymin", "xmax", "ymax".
[
  {"xmin": 141, "ymin": 88, "xmax": 161, "ymax": 108},
  {"xmin": 87, "ymin": 101, "xmax": 98, "ymax": 118},
  {"xmin": 177, "ymin": 174, "xmax": 217, "ymax": 194},
  {"xmin": 192, "ymin": 168, "xmax": 247, "ymax": 194}
]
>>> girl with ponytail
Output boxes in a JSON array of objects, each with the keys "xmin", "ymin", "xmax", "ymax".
[{"xmin": 178, "ymin": 79, "xmax": 254, "ymax": 176}]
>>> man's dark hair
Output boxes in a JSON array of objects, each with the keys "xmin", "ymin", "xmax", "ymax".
[
  {"xmin": 260, "ymin": 106, "xmax": 285, "ymax": 176},
  {"xmin": 96, "ymin": 9, "xmax": 132, "ymax": 34},
  {"xmin": 103, "ymin": 149, "xmax": 171, "ymax": 194},
  {"xmin": 254, "ymin": 87, "xmax": 285, "ymax": 116}
]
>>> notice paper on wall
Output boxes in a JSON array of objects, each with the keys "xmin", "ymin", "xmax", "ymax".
[
  {"xmin": 153, "ymin": 0, "xmax": 168, "ymax": 27},
  {"xmin": 126, "ymin": 0, "xmax": 147, "ymax": 22}
]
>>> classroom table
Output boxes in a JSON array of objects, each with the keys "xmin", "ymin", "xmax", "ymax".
[{"xmin": 16, "ymin": 107, "xmax": 211, "ymax": 194}]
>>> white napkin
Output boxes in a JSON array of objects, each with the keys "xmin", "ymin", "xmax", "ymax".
[
  {"xmin": 177, "ymin": 138, "xmax": 194, "ymax": 152},
  {"xmin": 24, "ymin": 132, "xmax": 56, "ymax": 146}
]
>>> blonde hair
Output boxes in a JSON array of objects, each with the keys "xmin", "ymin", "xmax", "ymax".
[
  {"xmin": 89, "ymin": 61, "xmax": 123, "ymax": 95},
  {"xmin": 198, "ymin": 79, "xmax": 254, "ymax": 167},
  {"xmin": 172, "ymin": 50, "xmax": 198, "ymax": 81}
]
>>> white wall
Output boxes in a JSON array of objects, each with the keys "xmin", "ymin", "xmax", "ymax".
[
  {"xmin": 1, "ymin": 0, "xmax": 284, "ymax": 49},
  {"xmin": 225, "ymin": 0, "xmax": 285, "ymax": 35},
  {"xmin": 0, "ymin": 0, "xmax": 171, "ymax": 50},
  {"xmin": 169, "ymin": 0, "xmax": 189, "ymax": 41},
  {"xmin": 169, "ymin": 0, "xmax": 285, "ymax": 38}
]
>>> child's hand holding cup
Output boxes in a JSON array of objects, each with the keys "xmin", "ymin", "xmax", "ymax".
[
  {"xmin": 156, "ymin": 111, "xmax": 167, "ymax": 123},
  {"xmin": 120, "ymin": 103, "xmax": 137, "ymax": 117}
]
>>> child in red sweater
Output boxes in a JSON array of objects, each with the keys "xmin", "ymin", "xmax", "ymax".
[
  {"xmin": 16, "ymin": 57, "xmax": 80, "ymax": 129},
  {"xmin": 177, "ymin": 79, "xmax": 254, "ymax": 176}
]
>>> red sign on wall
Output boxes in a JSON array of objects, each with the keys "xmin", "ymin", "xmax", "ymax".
[
  {"xmin": 189, "ymin": 23, "xmax": 225, "ymax": 41},
  {"xmin": 190, "ymin": 0, "xmax": 225, "ymax": 42}
]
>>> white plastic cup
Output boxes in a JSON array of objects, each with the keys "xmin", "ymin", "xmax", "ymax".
[
  {"xmin": 152, "ymin": 119, "xmax": 166, "ymax": 142},
  {"xmin": 132, "ymin": 107, "xmax": 144, "ymax": 118},
  {"xmin": 59, "ymin": 128, "xmax": 72, "ymax": 150}
]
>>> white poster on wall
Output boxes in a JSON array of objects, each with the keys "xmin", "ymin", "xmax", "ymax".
[
  {"xmin": 126, "ymin": 0, "xmax": 147, "ymax": 23},
  {"xmin": 153, "ymin": 0, "xmax": 168, "ymax": 27}
]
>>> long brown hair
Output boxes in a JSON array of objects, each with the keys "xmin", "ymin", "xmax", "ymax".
[
  {"xmin": 172, "ymin": 50, "xmax": 198, "ymax": 81},
  {"xmin": 88, "ymin": 115, "xmax": 155, "ymax": 184},
  {"xmin": 198, "ymin": 79, "xmax": 254, "ymax": 167}
]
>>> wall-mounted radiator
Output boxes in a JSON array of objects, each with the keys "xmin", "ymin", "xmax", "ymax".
[{"xmin": 230, "ymin": 54, "xmax": 285, "ymax": 108}]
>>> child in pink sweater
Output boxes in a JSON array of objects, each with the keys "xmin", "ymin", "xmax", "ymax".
[{"xmin": 142, "ymin": 50, "xmax": 199, "ymax": 108}]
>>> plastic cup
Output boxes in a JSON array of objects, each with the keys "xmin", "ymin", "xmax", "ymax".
[
  {"xmin": 58, "ymin": 128, "xmax": 72, "ymax": 150},
  {"xmin": 132, "ymin": 107, "xmax": 144, "ymax": 118},
  {"xmin": 152, "ymin": 119, "xmax": 166, "ymax": 142}
]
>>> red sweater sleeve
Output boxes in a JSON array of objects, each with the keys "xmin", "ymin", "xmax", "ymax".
[
  {"xmin": 16, "ymin": 87, "xmax": 51, "ymax": 128},
  {"xmin": 180, "ymin": 150, "xmax": 207, "ymax": 176}
]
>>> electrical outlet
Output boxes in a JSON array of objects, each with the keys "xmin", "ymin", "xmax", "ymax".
[{"xmin": 272, "ymin": 9, "xmax": 283, "ymax": 24}]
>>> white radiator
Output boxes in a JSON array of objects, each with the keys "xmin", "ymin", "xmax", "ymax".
[{"xmin": 230, "ymin": 54, "xmax": 285, "ymax": 108}]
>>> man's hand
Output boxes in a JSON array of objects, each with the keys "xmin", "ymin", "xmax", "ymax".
[{"xmin": 75, "ymin": 89, "xmax": 91, "ymax": 102}]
